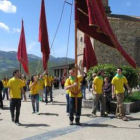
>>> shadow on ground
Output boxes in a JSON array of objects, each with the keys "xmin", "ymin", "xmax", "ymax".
[
  {"xmin": 2, "ymin": 107, "xmax": 10, "ymax": 110},
  {"xmin": 21, "ymin": 123, "xmax": 50, "ymax": 128},
  {"xmin": 39, "ymin": 113, "xmax": 59, "ymax": 116},
  {"xmin": 81, "ymin": 123, "xmax": 140, "ymax": 129},
  {"xmin": 81, "ymin": 114, "xmax": 115, "ymax": 119},
  {"xmin": 127, "ymin": 116, "xmax": 140, "ymax": 121}
]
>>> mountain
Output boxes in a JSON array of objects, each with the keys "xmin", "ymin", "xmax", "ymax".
[{"xmin": 0, "ymin": 50, "xmax": 74, "ymax": 79}]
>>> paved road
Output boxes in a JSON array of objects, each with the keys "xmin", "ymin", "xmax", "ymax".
[{"xmin": 0, "ymin": 89, "xmax": 140, "ymax": 140}]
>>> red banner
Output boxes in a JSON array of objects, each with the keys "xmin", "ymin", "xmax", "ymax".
[
  {"xmin": 17, "ymin": 20, "xmax": 29, "ymax": 75},
  {"xmin": 39, "ymin": 0, "xmax": 50, "ymax": 70},
  {"xmin": 76, "ymin": 0, "xmax": 136, "ymax": 68},
  {"xmin": 83, "ymin": 34, "xmax": 98, "ymax": 71}
]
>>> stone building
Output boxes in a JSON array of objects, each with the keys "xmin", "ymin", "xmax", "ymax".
[
  {"xmin": 77, "ymin": 0, "xmax": 140, "ymax": 69},
  {"xmin": 51, "ymin": 63, "xmax": 74, "ymax": 77}
]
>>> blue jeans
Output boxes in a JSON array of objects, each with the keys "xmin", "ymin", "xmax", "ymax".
[
  {"xmin": 81, "ymin": 85, "xmax": 86, "ymax": 99},
  {"xmin": 66, "ymin": 94, "xmax": 69, "ymax": 113},
  {"xmin": 45, "ymin": 86, "xmax": 53, "ymax": 103},
  {"xmin": 31, "ymin": 94, "xmax": 39, "ymax": 112},
  {"xmin": 3, "ymin": 88, "xmax": 9, "ymax": 100},
  {"xmin": 69, "ymin": 97, "xmax": 82, "ymax": 122}
]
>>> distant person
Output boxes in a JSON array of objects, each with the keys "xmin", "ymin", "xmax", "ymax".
[
  {"xmin": 112, "ymin": 67, "xmax": 132, "ymax": 121},
  {"xmin": 61, "ymin": 77, "xmax": 65, "ymax": 89},
  {"xmin": 29, "ymin": 75, "xmax": 39, "ymax": 114},
  {"xmin": 38, "ymin": 74, "xmax": 44, "ymax": 102},
  {"xmin": 7, "ymin": 70, "xmax": 23, "ymax": 126},
  {"xmin": 81, "ymin": 72, "xmax": 87, "ymax": 100},
  {"xmin": 92, "ymin": 70, "xmax": 107, "ymax": 117},
  {"xmin": 42, "ymin": 70, "xmax": 54, "ymax": 104},
  {"xmin": 27, "ymin": 79, "xmax": 30, "ymax": 91},
  {"xmin": 0, "ymin": 80, "xmax": 4, "ymax": 109},
  {"xmin": 2, "ymin": 77, "xmax": 9, "ymax": 100},
  {"xmin": 53, "ymin": 77, "xmax": 58, "ymax": 89},
  {"xmin": 21, "ymin": 74, "xmax": 27, "ymax": 101},
  {"xmin": 88, "ymin": 75, "xmax": 93, "ymax": 92},
  {"xmin": 103, "ymin": 77, "xmax": 111, "ymax": 113}
]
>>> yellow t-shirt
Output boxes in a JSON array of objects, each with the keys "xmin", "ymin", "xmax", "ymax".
[
  {"xmin": 22, "ymin": 79, "xmax": 26, "ymax": 87},
  {"xmin": 38, "ymin": 79, "xmax": 44, "ymax": 90},
  {"xmin": 2, "ymin": 80, "xmax": 8, "ymax": 88},
  {"xmin": 64, "ymin": 75, "xmax": 83, "ymax": 97},
  {"xmin": 30, "ymin": 82, "xmax": 39, "ymax": 95},
  {"xmin": 43, "ymin": 75, "xmax": 53, "ymax": 87},
  {"xmin": 7, "ymin": 77, "xmax": 23, "ymax": 98},
  {"xmin": 111, "ymin": 75, "xmax": 128, "ymax": 94},
  {"xmin": 93, "ymin": 76, "xmax": 103, "ymax": 94}
]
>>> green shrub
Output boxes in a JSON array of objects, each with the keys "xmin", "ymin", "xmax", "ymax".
[
  {"xmin": 124, "ymin": 91, "xmax": 140, "ymax": 102},
  {"xmin": 87, "ymin": 64, "xmax": 138, "ymax": 89}
]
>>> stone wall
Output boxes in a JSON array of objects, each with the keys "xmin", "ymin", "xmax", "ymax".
[{"xmin": 77, "ymin": 16, "xmax": 140, "ymax": 68}]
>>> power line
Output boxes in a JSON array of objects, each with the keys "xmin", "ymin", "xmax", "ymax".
[
  {"xmin": 65, "ymin": 0, "xmax": 73, "ymax": 65},
  {"xmin": 50, "ymin": 0, "xmax": 66, "ymax": 52}
]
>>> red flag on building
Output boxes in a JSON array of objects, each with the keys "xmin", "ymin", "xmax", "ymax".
[
  {"xmin": 75, "ymin": 0, "xmax": 136, "ymax": 68},
  {"xmin": 39, "ymin": 0, "xmax": 50, "ymax": 70},
  {"xmin": 83, "ymin": 34, "xmax": 98, "ymax": 71},
  {"xmin": 17, "ymin": 20, "xmax": 29, "ymax": 75}
]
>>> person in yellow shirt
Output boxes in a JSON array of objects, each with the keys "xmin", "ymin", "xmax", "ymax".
[
  {"xmin": 2, "ymin": 77, "xmax": 9, "ymax": 100},
  {"xmin": 112, "ymin": 67, "xmax": 131, "ymax": 121},
  {"xmin": 21, "ymin": 74, "xmax": 27, "ymax": 101},
  {"xmin": 65, "ymin": 65, "xmax": 84, "ymax": 125},
  {"xmin": 42, "ymin": 70, "xmax": 54, "ymax": 104},
  {"xmin": 92, "ymin": 70, "xmax": 107, "ymax": 117},
  {"xmin": 29, "ymin": 75, "xmax": 39, "ymax": 114},
  {"xmin": 7, "ymin": 70, "xmax": 23, "ymax": 126},
  {"xmin": 38, "ymin": 74, "xmax": 45, "ymax": 102}
]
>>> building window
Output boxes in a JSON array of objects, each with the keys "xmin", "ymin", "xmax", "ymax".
[{"xmin": 80, "ymin": 37, "xmax": 83, "ymax": 43}]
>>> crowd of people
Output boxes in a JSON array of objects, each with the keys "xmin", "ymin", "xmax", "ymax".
[
  {"xmin": 0, "ymin": 66, "xmax": 137, "ymax": 126},
  {"xmin": 0, "ymin": 69, "xmax": 66, "ymax": 126},
  {"xmin": 64, "ymin": 67, "xmax": 132, "ymax": 125}
]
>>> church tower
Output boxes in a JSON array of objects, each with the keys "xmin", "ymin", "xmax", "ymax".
[{"xmin": 102, "ymin": 0, "xmax": 111, "ymax": 14}]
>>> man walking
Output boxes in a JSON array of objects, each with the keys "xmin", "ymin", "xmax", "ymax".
[
  {"xmin": 92, "ymin": 70, "xmax": 107, "ymax": 117},
  {"xmin": 112, "ymin": 67, "xmax": 132, "ymax": 121},
  {"xmin": 7, "ymin": 70, "xmax": 23, "ymax": 126},
  {"xmin": 65, "ymin": 65, "xmax": 84, "ymax": 125}
]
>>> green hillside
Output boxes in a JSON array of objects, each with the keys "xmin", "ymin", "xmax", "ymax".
[{"xmin": 0, "ymin": 50, "xmax": 74, "ymax": 79}]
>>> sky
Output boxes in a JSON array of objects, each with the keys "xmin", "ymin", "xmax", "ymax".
[{"xmin": 0, "ymin": 0, "xmax": 140, "ymax": 59}]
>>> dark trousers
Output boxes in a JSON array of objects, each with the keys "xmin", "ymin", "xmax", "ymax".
[
  {"xmin": 0, "ymin": 92, "xmax": 3, "ymax": 108},
  {"xmin": 3, "ymin": 88, "xmax": 9, "ymax": 100},
  {"xmin": 69, "ymin": 97, "xmax": 82, "ymax": 123},
  {"xmin": 10, "ymin": 99, "xmax": 21, "ymax": 123},
  {"xmin": 45, "ymin": 86, "xmax": 53, "ymax": 103},
  {"xmin": 66, "ymin": 94, "xmax": 69, "ymax": 113},
  {"xmin": 105, "ymin": 95, "xmax": 111, "ymax": 113}
]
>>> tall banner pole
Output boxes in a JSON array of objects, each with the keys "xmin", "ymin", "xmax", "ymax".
[
  {"xmin": 20, "ymin": 63, "xmax": 22, "ymax": 74},
  {"xmin": 75, "ymin": 0, "xmax": 78, "ymax": 111}
]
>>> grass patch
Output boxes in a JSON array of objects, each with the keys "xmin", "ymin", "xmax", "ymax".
[{"xmin": 124, "ymin": 91, "xmax": 140, "ymax": 103}]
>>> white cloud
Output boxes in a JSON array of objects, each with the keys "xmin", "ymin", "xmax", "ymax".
[
  {"xmin": 12, "ymin": 28, "xmax": 21, "ymax": 33},
  {"xmin": 0, "ymin": 22, "xmax": 9, "ymax": 31},
  {"xmin": 0, "ymin": 0, "xmax": 16, "ymax": 13}
]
